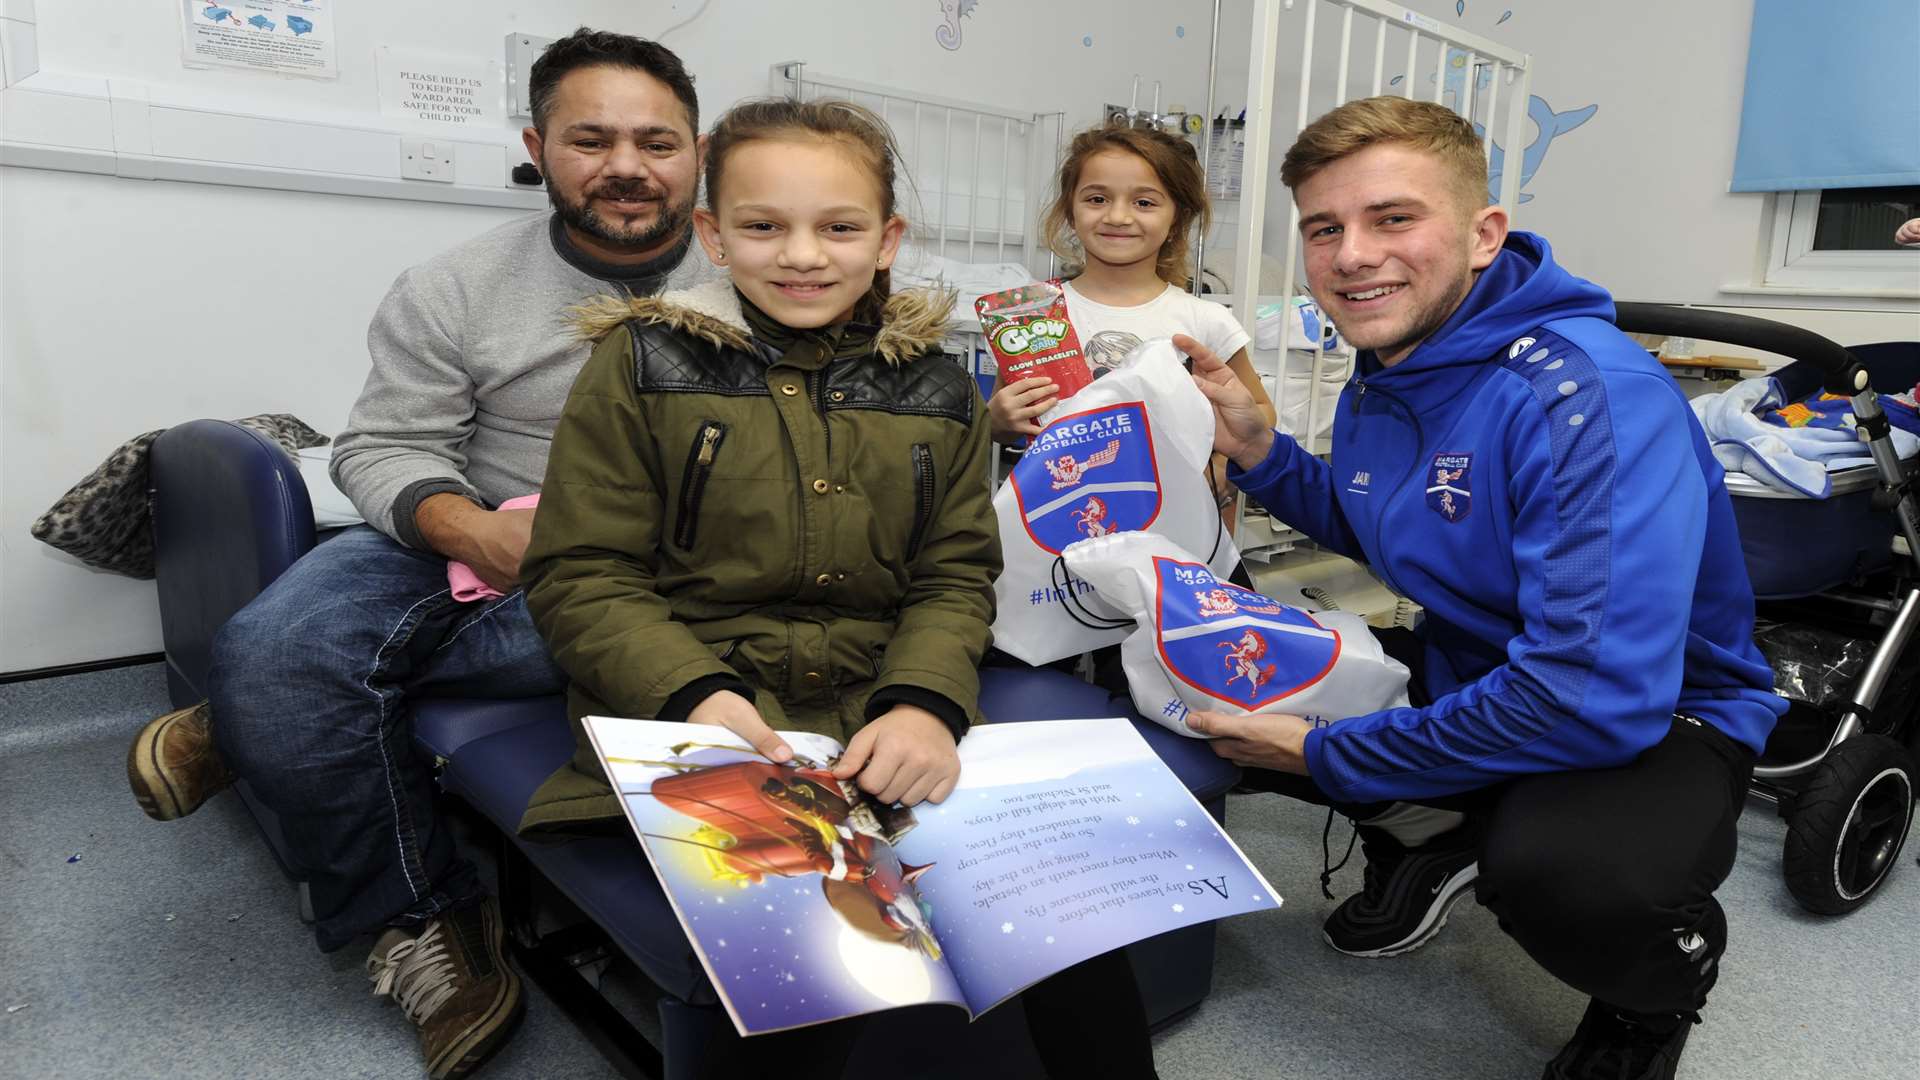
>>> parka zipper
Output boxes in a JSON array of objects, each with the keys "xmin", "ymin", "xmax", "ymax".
[
  {"xmin": 809, "ymin": 371, "xmax": 832, "ymax": 459},
  {"xmin": 907, "ymin": 443, "xmax": 936, "ymax": 560},
  {"xmin": 674, "ymin": 421, "xmax": 727, "ymax": 549}
]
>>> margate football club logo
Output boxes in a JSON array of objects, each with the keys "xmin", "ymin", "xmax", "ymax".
[
  {"xmin": 1426, "ymin": 452, "xmax": 1472, "ymax": 523},
  {"xmin": 1151, "ymin": 557, "xmax": 1341, "ymax": 710},
  {"xmin": 1011, "ymin": 403, "xmax": 1161, "ymax": 554}
]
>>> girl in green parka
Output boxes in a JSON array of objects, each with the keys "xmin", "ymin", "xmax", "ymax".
[
  {"xmin": 519, "ymin": 99, "xmax": 1158, "ymax": 1077},
  {"xmin": 520, "ymin": 101, "xmax": 997, "ymax": 833}
]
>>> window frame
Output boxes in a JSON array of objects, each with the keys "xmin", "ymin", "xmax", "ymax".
[{"xmin": 1763, "ymin": 189, "xmax": 1920, "ymax": 293}]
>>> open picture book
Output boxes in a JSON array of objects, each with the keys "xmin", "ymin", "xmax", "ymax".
[{"xmin": 584, "ymin": 714, "xmax": 1281, "ymax": 1036}]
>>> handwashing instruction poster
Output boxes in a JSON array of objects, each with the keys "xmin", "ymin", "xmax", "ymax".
[{"xmin": 181, "ymin": 1, "xmax": 337, "ymax": 78}]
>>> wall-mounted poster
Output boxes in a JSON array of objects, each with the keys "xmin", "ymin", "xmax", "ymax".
[
  {"xmin": 376, "ymin": 47, "xmax": 505, "ymax": 128},
  {"xmin": 180, "ymin": 1, "xmax": 337, "ymax": 79}
]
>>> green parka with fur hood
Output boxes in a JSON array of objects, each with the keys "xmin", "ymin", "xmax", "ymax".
[{"xmin": 518, "ymin": 280, "xmax": 1000, "ymax": 835}]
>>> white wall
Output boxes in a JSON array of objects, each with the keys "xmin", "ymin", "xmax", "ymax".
[
  {"xmin": 9, "ymin": 0, "xmax": 1916, "ymax": 673},
  {"xmin": 0, "ymin": 168, "xmax": 520, "ymax": 671},
  {"xmin": 1, "ymin": 0, "xmax": 1217, "ymax": 672},
  {"xmin": 1208, "ymin": 0, "xmax": 1916, "ymax": 352}
]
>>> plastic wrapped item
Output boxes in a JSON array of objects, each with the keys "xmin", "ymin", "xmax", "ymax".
[
  {"xmin": 1752, "ymin": 621, "xmax": 1869, "ymax": 708},
  {"xmin": 1253, "ymin": 297, "xmax": 1344, "ymax": 353}
]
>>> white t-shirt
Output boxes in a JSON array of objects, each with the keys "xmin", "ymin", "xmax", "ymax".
[{"xmin": 1061, "ymin": 280, "xmax": 1251, "ymax": 380}]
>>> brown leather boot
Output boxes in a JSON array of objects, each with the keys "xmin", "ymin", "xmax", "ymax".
[
  {"xmin": 127, "ymin": 701, "xmax": 236, "ymax": 821},
  {"xmin": 367, "ymin": 897, "xmax": 525, "ymax": 1080}
]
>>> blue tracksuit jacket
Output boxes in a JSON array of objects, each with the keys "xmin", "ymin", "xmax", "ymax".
[{"xmin": 1231, "ymin": 232, "xmax": 1783, "ymax": 804}]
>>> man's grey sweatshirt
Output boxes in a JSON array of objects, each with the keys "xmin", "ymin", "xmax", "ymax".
[{"xmin": 331, "ymin": 212, "xmax": 720, "ymax": 548}]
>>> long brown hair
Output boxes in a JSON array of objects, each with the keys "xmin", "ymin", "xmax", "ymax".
[
  {"xmin": 1041, "ymin": 125, "xmax": 1211, "ymax": 288},
  {"xmin": 703, "ymin": 98, "xmax": 908, "ymax": 305}
]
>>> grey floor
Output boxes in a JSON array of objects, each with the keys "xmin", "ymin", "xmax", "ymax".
[{"xmin": 2, "ymin": 664, "xmax": 1915, "ymax": 1080}]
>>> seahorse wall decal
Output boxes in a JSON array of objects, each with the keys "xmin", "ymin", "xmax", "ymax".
[{"xmin": 936, "ymin": 0, "xmax": 978, "ymax": 52}]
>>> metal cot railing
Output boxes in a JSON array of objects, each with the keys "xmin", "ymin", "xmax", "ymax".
[
  {"xmin": 771, "ymin": 62, "xmax": 1065, "ymax": 274},
  {"xmin": 1234, "ymin": 0, "xmax": 1532, "ymax": 456}
]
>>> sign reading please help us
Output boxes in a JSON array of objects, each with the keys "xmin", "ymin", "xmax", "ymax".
[{"xmin": 377, "ymin": 47, "xmax": 505, "ymax": 127}]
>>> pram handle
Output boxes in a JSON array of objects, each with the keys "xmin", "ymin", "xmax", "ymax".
[{"xmin": 1613, "ymin": 302, "xmax": 1867, "ymax": 397}]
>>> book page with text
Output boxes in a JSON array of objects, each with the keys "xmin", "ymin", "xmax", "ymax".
[{"xmin": 893, "ymin": 717, "xmax": 1280, "ymax": 1015}]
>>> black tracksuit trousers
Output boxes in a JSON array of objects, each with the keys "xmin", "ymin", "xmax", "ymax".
[{"xmin": 1241, "ymin": 628, "xmax": 1757, "ymax": 1017}]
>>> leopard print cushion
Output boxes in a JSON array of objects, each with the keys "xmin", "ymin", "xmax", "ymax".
[{"xmin": 30, "ymin": 414, "xmax": 328, "ymax": 579}]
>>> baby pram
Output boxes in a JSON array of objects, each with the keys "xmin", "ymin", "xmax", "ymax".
[{"xmin": 1616, "ymin": 304, "xmax": 1919, "ymax": 915}]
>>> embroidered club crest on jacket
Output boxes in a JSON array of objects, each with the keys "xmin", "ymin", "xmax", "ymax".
[{"xmin": 1426, "ymin": 452, "xmax": 1473, "ymax": 523}]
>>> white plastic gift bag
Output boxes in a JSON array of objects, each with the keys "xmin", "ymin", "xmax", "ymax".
[
  {"xmin": 1062, "ymin": 532, "xmax": 1409, "ymax": 737},
  {"xmin": 989, "ymin": 339, "xmax": 1240, "ymax": 665}
]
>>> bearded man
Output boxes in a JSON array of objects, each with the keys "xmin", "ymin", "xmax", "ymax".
[{"xmin": 124, "ymin": 28, "xmax": 718, "ymax": 1079}]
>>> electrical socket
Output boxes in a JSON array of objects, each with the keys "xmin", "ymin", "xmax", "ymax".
[{"xmin": 399, "ymin": 138, "xmax": 453, "ymax": 183}]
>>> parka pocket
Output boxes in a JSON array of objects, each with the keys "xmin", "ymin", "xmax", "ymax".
[
  {"xmin": 674, "ymin": 421, "xmax": 727, "ymax": 550},
  {"xmin": 907, "ymin": 442, "xmax": 936, "ymax": 562}
]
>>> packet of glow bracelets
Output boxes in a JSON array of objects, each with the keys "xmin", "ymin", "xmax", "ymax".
[{"xmin": 975, "ymin": 282, "xmax": 1094, "ymax": 401}]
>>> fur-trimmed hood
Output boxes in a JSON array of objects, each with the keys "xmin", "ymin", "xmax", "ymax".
[{"xmin": 571, "ymin": 279, "xmax": 956, "ymax": 365}]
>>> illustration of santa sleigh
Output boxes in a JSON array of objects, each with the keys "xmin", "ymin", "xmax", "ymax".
[{"xmin": 631, "ymin": 752, "xmax": 939, "ymax": 957}]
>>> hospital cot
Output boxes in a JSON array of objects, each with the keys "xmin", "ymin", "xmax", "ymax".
[{"xmin": 1615, "ymin": 304, "xmax": 1919, "ymax": 915}]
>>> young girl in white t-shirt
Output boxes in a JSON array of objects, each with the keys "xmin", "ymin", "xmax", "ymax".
[{"xmin": 987, "ymin": 125, "xmax": 1275, "ymax": 503}]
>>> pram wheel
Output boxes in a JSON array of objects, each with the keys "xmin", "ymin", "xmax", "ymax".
[{"xmin": 1782, "ymin": 734, "xmax": 1916, "ymax": 914}]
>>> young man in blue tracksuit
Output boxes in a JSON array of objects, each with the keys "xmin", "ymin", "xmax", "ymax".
[{"xmin": 1177, "ymin": 97, "xmax": 1783, "ymax": 1080}]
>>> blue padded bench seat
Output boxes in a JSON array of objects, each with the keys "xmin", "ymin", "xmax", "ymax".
[
  {"xmin": 438, "ymin": 665, "xmax": 1240, "ymax": 1005},
  {"xmin": 414, "ymin": 696, "xmax": 567, "ymax": 766},
  {"xmin": 144, "ymin": 416, "xmax": 1242, "ymax": 1070}
]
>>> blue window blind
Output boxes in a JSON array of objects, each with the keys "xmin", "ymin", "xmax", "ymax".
[{"xmin": 1730, "ymin": 0, "xmax": 1920, "ymax": 192}]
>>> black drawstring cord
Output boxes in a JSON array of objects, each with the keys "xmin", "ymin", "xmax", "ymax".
[
  {"xmin": 1050, "ymin": 555, "xmax": 1132, "ymax": 631},
  {"xmin": 1206, "ymin": 455, "xmax": 1228, "ymax": 564},
  {"xmin": 1318, "ymin": 806, "xmax": 1360, "ymax": 901}
]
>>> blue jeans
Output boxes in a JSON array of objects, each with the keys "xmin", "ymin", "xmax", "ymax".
[{"xmin": 208, "ymin": 526, "xmax": 565, "ymax": 952}]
